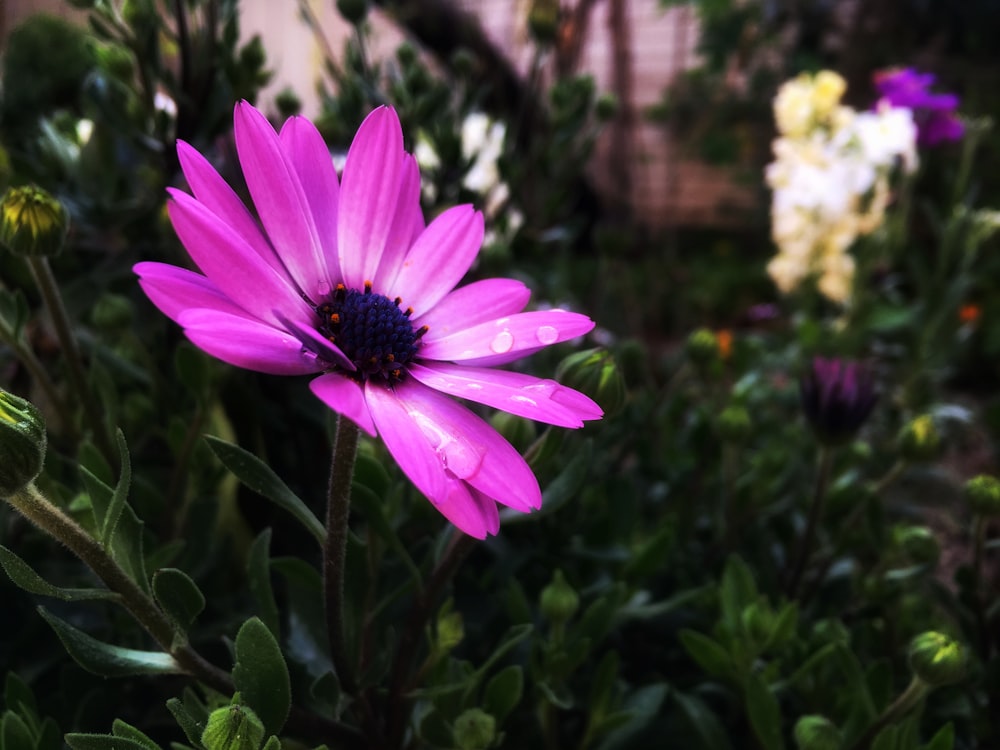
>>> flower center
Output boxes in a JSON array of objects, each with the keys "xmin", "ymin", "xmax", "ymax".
[{"xmin": 315, "ymin": 282, "xmax": 427, "ymax": 384}]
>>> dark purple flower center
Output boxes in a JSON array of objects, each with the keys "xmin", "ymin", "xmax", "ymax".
[{"xmin": 316, "ymin": 282, "xmax": 427, "ymax": 384}]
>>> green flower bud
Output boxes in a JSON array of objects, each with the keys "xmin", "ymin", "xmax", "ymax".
[
  {"xmin": 892, "ymin": 525, "xmax": 939, "ymax": 566},
  {"xmin": 897, "ymin": 415, "xmax": 940, "ymax": 462},
  {"xmin": 528, "ymin": 0, "xmax": 560, "ymax": 44},
  {"xmin": 793, "ymin": 715, "xmax": 841, "ymax": 750},
  {"xmin": 540, "ymin": 569, "xmax": 579, "ymax": 625},
  {"xmin": 964, "ymin": 474, "xmax": 1000, "ymax": 517},
  {"xmin": 555, "ymin": 348, "xmax": 626, "ymax": 417},
  {"xmin": 122, "ymin": 0, "xmax": 158, "ymax": 28},
  {"xmin": 274, "ymin": 88, "xmax": 302, "ymax": 120},
  {"xmin": 452, "ymin": 708, "xmax": 496, "ymax": 750},
  {"xmin": 908, "ymin": 631, "xmax": 967, "ymax": 687},
  {"xmin": 685, "ymin": 328, "xmax": 720, "ymax": 368},
  {"xmin": 201, "ymin": 704, "xmax": 266, "ymax": 750},
  {"xmin": 96, "ymin": 43, "xmax": 135, "ymax": 81},
  {"xmin": 715, "ymin": 404, "xmax": 752, "ymax": 444},
  {"xmin": 396, "ymin": 42, "xmax": 418, "ymax": 67},
  {"xmin": 0, "ymin": 186, "xmax": 69, "ymax": 258},
  {"xmin": 595, "ymin": 93, "xmax": 619, "ymax": 121},
  {"xmin": 741, "ymin": 600, "xmax": 774, "ymax": 649},
  {"xmin": 0, "ymin": 389, "xmax": 47, "ymax": 497},
  {"xmin": 490, "ymin": 410, "xmax": 535, "ymax": 453},
  {"xmin": 436, "ymin": 608, "xmax": 464, "ymax": 653},
  {"xmin": 450, "ymin": 48, "xmax": 476, "ymax": 77},
  {"xmin": 91, "ymin": 293, "xmax": 134, "ymax": 333},
  {"xmin": 336, "ymin": 0, "xmax": 369, "ymax": 24}
]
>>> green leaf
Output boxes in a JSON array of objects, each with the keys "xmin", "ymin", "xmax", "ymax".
[
  {"xmin": 79, "ymin": 468, "xmax": 149, "ymax": 593},
  {"xmin": 744, "ymin": 672, "xmax": 783, "ymax": 750},
  {"xmin": 672, "ymin": 690, "xmax": 732, "ymax": 750},
  {"xmin": 4, "ymin": 672, "xmax": 37, "ymax": 718},
  {"xmin": 37, "ymin": 718, "xmax": 62, "ymax": 750},
  {"xmin": 594, "ymin": 683, "xmax": 669, "ymax": 750},
  {"xmin": 483, "ymin": 666, "xmax": 523, "ymax": 723},
  {"xmin": 204, "ymin": 436, "xmax": 325, "ymax": 545},
  {"xmin": 38, "ymin": 607, "xmax": 181, "ymax": 677},
  {"xmin": 65, "ymin": 734, "xmax": 160, "ymax": 750},
  {"xmin": 679, "ymin": 630, "xmax": 733, "ymax": 680},
  {"xmin": 100, "ymin": 430, "xmax": 132, "ymax": 548},
  {"xmin": 231, "ymin": 617, "xmax": 291, "ymax": 736},
  {"xmin": 246, "ymin": 530, "xmax": 280, "ymax": 639},
  {"xmin": 153, "ymin": 568, "xmax": 206, "ymax": 631},
  {"xmin": 462, "ymin": 624, "xmax": 533, "ymax": 704},
  {"xmin": 2, "ymin": 711, "xmax": 34, "ymax": 750},
  {"xmin": 261, "ymin": 737, "xmax": 280, "ymax": 750},
  {"xmin": 165, "ymin": 698, "xmax": 205, "ymax": 748},
  {"xmin": 111, "ymin": 720, "xmax": 162, "ymax": 750},
  {"xmin": 923, "ymin": 722, "xmax": 954, "ymax": 750},
  {"xmin": 0, "ymin": 288, "xmax": 30, "ymax": 341},
  {"xmin": 0, "ymin": 545, "xmax": 120, "ymax": 602},
  {"xmin": 720, "ymin": 556, "xmax": 757, "ymax": 632}
]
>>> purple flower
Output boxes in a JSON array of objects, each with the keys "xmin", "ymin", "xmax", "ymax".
[
  {"xmin": 800, "ymin": 357, "xmax": 877, "ymax": 445},
  {"xmin": 874, "ymin": 67, "xmax": 964, "ymax": 146},
  {"xmin": 135, "ymin": 103, "xmax": 602, "ymax": 538}
]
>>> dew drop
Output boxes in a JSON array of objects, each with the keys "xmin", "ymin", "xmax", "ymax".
[
  {"xmin": 510, "ymin": 395, "xmax": 537, "ymax": 407},
  {"xmin": 536, "ymin": 325, "xmax": 558, "ymax": 344},
  {"xmin": 490, "ymin": 329, "xmax": 514, "ymax": 354},
  {"xmin": 522, "ymin": 379, "xmax": 558, "ymax": 397}
]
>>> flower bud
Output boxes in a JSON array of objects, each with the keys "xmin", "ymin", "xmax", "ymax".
[
  {"xmin": 964, "ymin": 474, "xmax": 1000, "ymax": 517},
  {"xmin": 528, "ymin": 0, "xmax": 560, "ymax": 44},
  {"xmin": 436, "ymin": 607, "xmax": 464, "ymax": 653},
  {"xmin": 490, "ymin": 410, "xmax": 535, "ymax": 453},
  {"xmin": 274, "ymin": 88, "xmax": 302, "ymax": 120},
  {"xmin": 0, "ymin": 389, "xmax": 47, "ymax": 497},
  {"xmin": 452, "ymin": 708, "xmax": 496, "ymax": 750},
  {"xmin": 685, "ymin": 328, "xmax": 720, "ymax": 368},
  {"xmin": 897, "ymin": 415, "xmax": 940, "ymax": 462},
  {"xmin": 336, "ymin": 0, "xmax": 368, "ymax": 24},
  {"xmin": 793, "ymin": 715, "xmax": 841, "ymax": 750},
  {"xmin": 715, "ymin": 405, "xmax": 752, "ymax": 444},
  {"xmin": 540, "ymin": 569, "xmax": 579, "ymax": 625},
  {"xmin": 908, "ymin": 631, "xmax": 967, "ymax": 687},
  {"xmin": 741, "ymin": 600, "xmax": 775, "ymax": 650},
  {"xmin": 201, "ymin": 704, "xmax": 266, "ymax": 750},
  {"xmin": 595, "ymin": 93, "xmax": 619, "ymax": 122},
  {"xmin": 0, "ymin": 186, "xmax": 69, "ymax": 258},
  {"xmin": 893, "ymin": 525, "xmax": 939, "ymax": 566},
  {"xmin": 800, "ymin": 357, "xmax": 877, "ymax": 445},
  {"xmin": 555, "ymin": 348, "xmax": 626, "ymax": 417},
  {"xmin": 91, "ymin": 293, "xmax": 134, "ymax": 334}
]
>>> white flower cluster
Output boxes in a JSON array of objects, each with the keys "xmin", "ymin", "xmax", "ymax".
[{"xmin": 766, "ymin": 71, "xmax": 918, "ymax": 303}]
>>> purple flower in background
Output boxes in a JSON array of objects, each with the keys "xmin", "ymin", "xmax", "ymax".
[
  {"xmin": 874, "ymin": 67, "xmax": 964, "ymax": 146},
  {"xmin": 800, "ymin": 357, "xmax": 878, "ymax": 445},
  {"xmin": 135, "ymin": 102, "xmax": 602, "ymax": 538}
]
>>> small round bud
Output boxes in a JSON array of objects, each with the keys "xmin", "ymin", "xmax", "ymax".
[
  {"xmin": 555, "ymin": 348, "xmax": 626, "ymax": 417},
  {"xmin": 0, "ymin": 389, "xmax": 47, "ymax": 497},
  {"xmin": 450, "ymin": 48, "xmax": 476, "ymax": 77},
  {"xmin": 96, "ymin": 43, "xmax": 135, "ymax": 81},
  {"xmin": 897, "ymin": 415, "xmax": 940, "ymax": 462},
  {"xmin": 964, "ymin": 474, "xmax": 1000, "ymax": 517},
  {"xmin": 0, "ymin": 186, "xmax": 69, "ymax": 258},
  {"xmin": 528, "ymin": 0, "xmax": 560, "ymax": 44},
  {"xmin": 396, "ymin": 42, "xmax": 418, "ymax": 67},
  {"xmin": 908, "ymin": 631, "xmax": 967, "ymax": 687},
  {"xmin": 685, "ymin": 328, "xmax": 720, "ymax": 368},
  {"xmin": 793, "ymin": 715, "xmax": 841, "ymax": 750},
  {"xmin": 435, "ymin": 609, "xmax": 464, "ymax": 653},
  {"xmin": 452, "ymin": 708, "xmax": 496, "ymax": 750},
  {"xmin": 715, "ymin": 405, "xmax": 752, "ymax": 444},
  {"xmin": 800, "ymin": 357, "xmax": 877, "ymax": 445},
  {"xmin": 336, "ymin": 0, "xmax": 368, "ymax": 24},
  {"xmin": 490, "ymin": 410, "xmax": 535, "ymax": 453},
  {"xmin": 122, "ymin": 0, "xmax": 158, "ymax": 28},
  {"xmin": 595, "ymin": 93, "xmax": 619, "ymax": 122},
  {"xmin": 91, "ymin": 293, "xmax": 134, "ymax": 333},
  {"xmin": 893, "ymin": 525, "xmax": 940, "ymax": 566},
  {"xmin": 540, "ymin": 569, "xmax": 579, "ymax": 625},
  {"xmin": 741, "ymin": 600, "xmax": 775, "ymax": 649},
  {"xmin": 201, "ymin": 704, "xmax": 266, "ymax": 750},
  {"xmin": 274, "ymin": 88, "xmax": 302, "ymax": 120}
]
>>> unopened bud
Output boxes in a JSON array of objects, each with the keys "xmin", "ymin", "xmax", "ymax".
[
  {"xmin": 490, "ymin": 410, "xmax": 535, "ymax": 453},
  {"xmin": 793, "ymin": 715, "xmax": 841, "ymax": 750},
  {"xmin": 0, "ymin": 186, "xmax": 69, "ymax": 258},
  {"xmin": 715, "ymin": 405, "xmax": 752, "ymax": 444},
  {"xmin": 336, "ymin": 0, "xmax": 368, "ymax": 24},
  {"xmin": 0, "ymin": 389, "xmax": 47, "ymax": 497},
  {"xmin": 555, "ymin": 348, "xmax": 626, "ymax": 417},
  {"xmin": 595, "ymin": 93, "xmax": 618, "ymax": 122},
  {"xmin": 898, "ymin": 415, "xmax": 940, "ymax": 462},
  {"xmin": 893, "ymin": 525, "xmax": 939, "ymax": 566},
  {"xmin": 685, "ymin": 328, "xmax": 719, "ymax": 368},
  {"xmin": 528, "ymin": 0, "xmax": 560, "ymax": 44},
  {"xmin": 201, "ymin": 705, "xmax": 265, "ymax": 750},
  {"xmin": 453, "ymin": 708, "xmax": 496, "ymax": 750},
  {"xmin": 908, "ymin": 631, "xmax": 967, "ymax": 687},
  {"xmin": 540, "ymin": 569, "xmax": 579, "ymax": 625},
  {"xmin": 436, "ymin": 608, "xmax": 464, "ymax": 653},
  {"xmin": 964, "ymin": 474, "xmax": 1000, "ymax": 517}
]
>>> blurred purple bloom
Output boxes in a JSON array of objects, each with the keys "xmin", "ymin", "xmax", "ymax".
[
  {"xmin": 874, "ymin": 67, "xmax": 964, "ymax": 146},
  {"xmin": 800, "ymin": 357, "xmax": 878, "ymax": 445},
  {"xmin": 135, "ymin": 102, "xmax": 602, "ymax": 538}
]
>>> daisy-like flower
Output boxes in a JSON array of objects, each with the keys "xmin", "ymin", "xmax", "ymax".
[{"xmin": 135, "ymin": 103, "xmax": 602, "ymax": 539}]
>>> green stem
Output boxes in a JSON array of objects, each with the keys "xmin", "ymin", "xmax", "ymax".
[
  {"xmin": 848, "ymin": 676, "xmax": 928, "ymax": 750},
  {"xmin": 786, "ymin": 445, "xmax": 835, "ymax": 599},
  {"xmin": 25, "ymin": 257, "xmax": 115, "ymax": 465},
  {"xmin": 323, "ymin": 416, "xmax": 360, "ymax": 696},
  {"xmin": 0, "ymin": 323, "xmax": 74, "ymax": 437}
]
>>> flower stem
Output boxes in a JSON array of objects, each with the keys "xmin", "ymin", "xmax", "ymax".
[
  {"xmin": 786, "ymin": 445, "xmax": 835, "ymax": 599},
  {"xmin": 0, "ymin": 320, "xmax": 74, "ymax": 437},
  {"xmin": 25, "ymin": 257, "xmax": 115, "ymax": 466},
  {"xmin": 848, "ymin": 676, "xmax": 928, "ymax": 750},
  {"xmin": 323, "ymin": 416, "xmax": 360, "ymax": 696}
]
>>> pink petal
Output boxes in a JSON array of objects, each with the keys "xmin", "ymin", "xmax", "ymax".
[
  {"xmin": 408, "ymin": 363, "xmax": 602, "ymax": 427},
  {"xmin": 177, "ymin": 308, "xmax": 320, "ymax": 375},
  {"xmin": 387, "ymin": 205, "xmax": 484, "ymax": 318},
  {"xmin": 418, "ymin": 310, "xmax": 595, "ymax": 366},
  {"xmin": 234, "ymin": 101, "xmax": 331, "ymax": 300},
  {"xmin": 374, "ymin": 154, "xmax": 424, "ymax": 290},
  {"xmin": 176, "ymin": 140, "xmax": 289, "ymax": 281},
  {"xmin": 279, "ymin": 116, "xmax": 341, "ymax": 283},
  {"xmin": 338, "ymin": 107, "xmax": 404, "ymax": 289},
  {"xmin": 309, "ymin": 373, "xmax": 376, "ymax": 436},
  {"xmin": 429, "ymin": 478, "xmax": 500, "ymax": 539},
  {"xmin": 167, "ymin": 189, "xmax": 312, "ymax": 328},
  {"xmin": 387, "ymin": 382, "xmax": 541, "ymax": 512},
  {"xmin": 134, "ymin": 261, "xmax": 246, "ymax": 323},
  {"xmin": 415, "ymin": 278, "xmax": 531, "ymax": 339}
]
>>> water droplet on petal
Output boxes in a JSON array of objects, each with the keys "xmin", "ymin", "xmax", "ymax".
[
  {"xmin": 536, "ymin": 325, "xmax": 558, "ymax": 344},
  {"xmin": 408, "ymin": 410, "xmax": 484, "ymax": 479},
  {"xmin": 490, "ymin": 329, "xmax": 514, "ymax": 353},
  {"xmin": 510, "ymin": 395, "xmax": 537, "ymax": 407},
  {"xmin": 523, "ymin": 380, "xmax": 558, "ymax": 397}
]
